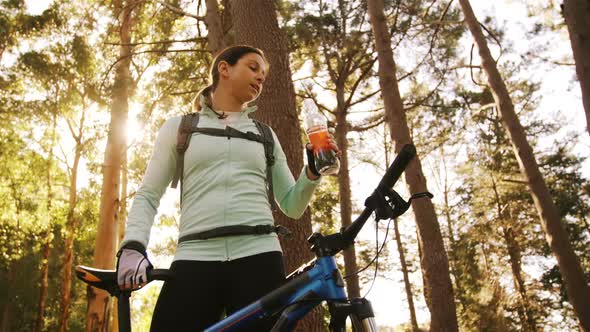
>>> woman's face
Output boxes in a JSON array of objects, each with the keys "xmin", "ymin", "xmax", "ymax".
[{"xmin": 219, "ymin": 52, "xmax": 268, "ymax": 104}]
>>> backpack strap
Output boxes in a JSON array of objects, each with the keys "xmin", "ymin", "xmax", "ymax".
[
  {"xmin": 177, "ymin": 224, "xmax": 292, "ymax": 243},
  {"xmin": 172, "ymin": 113, "xmax": 200, "ymax": 205},
  {"xmin": 193, "ymin": 126, "xmax": 266, "ymax": 143},
  {"xmin": 172, "ymin": 113, "xmax": 276, "ymax": 210},
  {"xmin": 253, "ymin": 120, "xmax": 276, "ymax": 212}
]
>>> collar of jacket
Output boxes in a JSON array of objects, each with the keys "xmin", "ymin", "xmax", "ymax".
[{"xmin": 198, "ymin": 94, "xmax": 258, "ymax": 118}]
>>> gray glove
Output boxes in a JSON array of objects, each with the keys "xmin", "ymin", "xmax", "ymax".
[{"xmin": 116, "ymin": 241, "xmax": 152, "ymax": 290}]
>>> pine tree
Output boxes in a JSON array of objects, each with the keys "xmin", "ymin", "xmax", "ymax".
[
  {"xmin": 458, "ymin": 1, "xmax": 590, "ymax": 329},
  {"xmin": 86, "ymin": 0, "xmax": 137, "ymax": 329},
  {"xmin": 562, "ymin": 0, "xmax": 590, "ymax": 136},
  {"xmin": 367, "ymin": 0, "xmax": 458, "ymax": 330}
]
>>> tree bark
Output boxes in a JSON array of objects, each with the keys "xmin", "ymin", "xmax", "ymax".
[
  {"xmin": 490, "ymin": 174, "xmax": 538, "ymax": 332},
  {"xmin": 335, "ymin": 88, "xmax": 360, "ymax": 299},
  {"xmin": 563, "ymin": 0, "xmax": 590, "ymax": 136},
  {"xmin": 36, "ymin": 237, "xmax": 51, "ymax": 332},
  {"xmin": 441, "ymin": 151, "xmax": 466, "ymax": 315},
  {"xmin": 204, "ymin": 0, "xmax": 227, "ymax": 54},
  {"xmin": 367, "ymin": 0, "xmax": 459, "ymax": 330},
  {"xmin": 86, "ymin": 1, "xmax": 133, "ymax": 330},
  {"xmin": 230, "ymin": 1, "xmax": 323, "ymax": 330},
  {"xmin": 394, "ymin": 218, "xmax": 419, "ymax": 331},
  {"xmin": 459, "ymin": 0, "xmax": 590, "ymax": 330},
  {"xmin": 111, "ymin": 144, "xmax": 128, "ymax": 332},
  {"xmin": 0, "ymin": 267, "xmax": 14, "ymax": 332},
  {"xmin": 503, "ymin": 227, "xmax": 538, "ymax": 332},
  {"xmin": 35, "ymin": 112, "xmax": 57, "ymax": 332},
  {"xmin": 58, "ymin": 129, "xmax": 83, "ymax": 332}
]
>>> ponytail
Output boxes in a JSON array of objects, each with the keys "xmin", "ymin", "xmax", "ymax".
[{"xmin": 192, "ymin": 85, "xmax": 214, "ymax": 112}]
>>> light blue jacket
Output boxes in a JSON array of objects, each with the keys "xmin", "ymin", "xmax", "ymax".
[{"xmin": 122, "ymin": 101, "xmax": 320, "ymax": 261}]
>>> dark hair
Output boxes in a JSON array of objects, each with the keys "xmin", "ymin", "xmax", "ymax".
[{"xmin": 193, "ymin": 45, "xmax": 267, "ymax": 111}]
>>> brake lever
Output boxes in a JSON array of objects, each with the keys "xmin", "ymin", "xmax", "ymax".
[{"xmin": 388, "ymin": 190, "xmax": 433, "ymax": 219}]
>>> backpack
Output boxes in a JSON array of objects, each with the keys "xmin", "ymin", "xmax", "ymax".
[{"xmin": 170, "ymin": 113, "xmax": 276, "ymax": 210}]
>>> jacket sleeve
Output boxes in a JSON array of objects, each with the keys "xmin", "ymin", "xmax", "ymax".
[
  {"xmin": 121, "ymin": 117, "xmax": 180, "ymax": 248},
  {"xmin": 270, "ymin": 129, "xmax": 321, "ymax": 219}
]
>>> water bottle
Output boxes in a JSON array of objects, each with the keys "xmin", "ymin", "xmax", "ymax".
[{"xmin": 303, "ymin": 99, "xmax": 340, "ymax": 176}]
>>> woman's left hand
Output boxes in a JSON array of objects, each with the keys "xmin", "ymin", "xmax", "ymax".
[
  {"xmin": 327, "ymin": 129, "xmax": 342, "ymax": 158},
  {"xmin": 304, "ymin": 128, "xmax": 341, "ymax": 180},
  {"xmin": 305, "ymin": 130, "xmax": 341, "ymax": 157}
]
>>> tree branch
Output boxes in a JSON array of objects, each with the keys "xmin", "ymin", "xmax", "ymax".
[
  {"xmin": 344, "ymin": 56, "xmax": 378, "ymax": 108},
  {"xmin": 157, "ymin": 1, "xmax": 205, "ymax": 21},
  {"xmin": 349, "ymin": 88, "xmax": 382, "ymax": 107},
  {"xmin": 104, "ymin": 37, "xmax": 207, "ymax": 46},
  {"xmin": 501, "ymin": 178, "xmax": 528, "ymax": 185},
  {"xmin": 349, "ymin": 115, "xmax": 385, "ymax": 132},
  {"xmin": 100, "ymin": 48, "xmax": 210, "ymax": 90}
]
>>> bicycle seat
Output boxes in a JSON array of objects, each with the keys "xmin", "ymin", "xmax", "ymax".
[{"xmin": 76, "ymin": 265, "xmax": 119, "ymax": 295}]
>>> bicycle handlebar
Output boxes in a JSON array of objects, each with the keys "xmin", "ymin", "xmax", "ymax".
[
  {"xmin": 342, "ymin": 144, "xmax": 415, "ymax": 243},
  {"xmin": 75, "ymin": 266, "xmax": 173, "ymax": 332},
  {"xmin": 75, "ymin": 265, "xmax": 173, "ymax": 296},
  {"xmin": 377, "ymin": 144, "xmax": 416, "ymax": 191},
  {"xmin": 310, "ymin": 144, "xmax": 417, "ymax": 256}
]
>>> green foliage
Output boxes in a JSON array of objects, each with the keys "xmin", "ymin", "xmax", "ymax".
[
  {"xmin": 71, "ymin": 34, "xmax": 95, "ymax": 75},
  {"xmin": 447, "ymin": 72, "xmax": 587, "ymax": 330},
  {"xmin": 450, "ymin": 232, "xmax": 512, "ymax": 331},
  {"xmin": 130, "ymin": 283, "xmax": 162, "ymax": 330},
  {"xmin": 0, "ymin": 119, "xmax": 71, "ymax": 331},
  {"xmin": 310, "ymin": 175, "xmax": 340, "ymax": 234},
  {"xmin": 538, "ymin": 139, "xmax": 590, "ymax": 306},
  {"xmin": 0, "ymin": 0, "xmax": 62, "ymax": 61}
]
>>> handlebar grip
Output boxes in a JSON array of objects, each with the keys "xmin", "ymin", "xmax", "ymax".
[
  {"xmin": 148, "ymin": 269, "xmax": 173, "ymax": 282},
  {"xmin": 377, "ymin": 144, "xmax": 416, "ymax": 190}
]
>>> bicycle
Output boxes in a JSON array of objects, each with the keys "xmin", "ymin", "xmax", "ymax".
[{"xmin": 76, "ymin": 144, "xmax": 432, "ymax": 331}]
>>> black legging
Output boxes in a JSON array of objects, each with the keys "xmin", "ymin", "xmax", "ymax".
[{"xmin": 150, "ymin": 251, "xmax": 286, "ymax": 331}]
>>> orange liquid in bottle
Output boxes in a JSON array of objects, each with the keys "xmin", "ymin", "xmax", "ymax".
[{"xmin": 307, "ymin": 126, "xmax": 331, "ymax": 153}]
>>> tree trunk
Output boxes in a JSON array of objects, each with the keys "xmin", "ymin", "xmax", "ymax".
[
  {"xmin": 335, "ymin": 89, "xmax": 360, "ymax": 299},
  {"xmin": 36, "ymin": 112, "xmax": 57, "ymax": 332},
  {"xmin": 367, "ymin": 0, "xmax": 458, "ymax": 330},
  {"xmin": 459, "ymin": 1, "xmax": 590, "ymax": 329},
  {"xmin": 58, "ymin": 138, "xmax": 83, "ymax": 332},
  {"xmin": 86, "ymin": 1, "xmax": 133, "ymax": 330},
  {"xmin": 394, "ymin": 218, "xmax": 419, "ymax": 331},
  {"xmin": 443, "ymin": 193, "xmax": 466, "ymax": 317},
  {"xmin": 563, "ymin": 0, "xmax": 590, "ymax": 136},
  {"xmin": 204, "ymin": 0, "xmax": 227, "ymax": 54},
  {"xmin": 503, "ymin": 227, "xmax": 537, "ymax": 332},
  {"xmin": 36, "ymin": 238, "xmax": 51, "ymax": 332},
  {"xmin": 441, "ymin": 151, "xmax": 466, "ymax": 315},
  {"xmin": 230, "ymin": 1, "xmax": 323, "ymax": 330},
  {"xmin": 111, "ymin": 145, "xmax": 128, "ymax": 332},
  {"xmin": 490, "ymin": 175, "xmax": 538, "ymax": 332},
  {"xmin": 0, "ymin": 266, "xmax": 14, "ymax": 332},
  {"xmin": 0, "ymin": 306, "xmax": 10, "ymax": 332}
]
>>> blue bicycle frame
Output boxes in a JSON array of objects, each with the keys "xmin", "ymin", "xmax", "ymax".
[{"xmin": 205, "ymin": 256, "xmax": 346, "ymax": 331}]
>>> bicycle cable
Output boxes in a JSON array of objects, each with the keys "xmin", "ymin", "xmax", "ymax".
[
  {"xmin": 361, "ymin": 216, "xmax": 392, "ymax": 298},
  {"xmin": 270, "ymin": 214, "xmax": 393, "ymax": 318},
  {"xmin": 343, "ymin": 213, "xmax": 393, "ymax": 296}
]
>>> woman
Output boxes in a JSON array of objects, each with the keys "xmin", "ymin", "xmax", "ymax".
[{"xmin": 116, "ymin": 45, "xmax": 339, "ymax": 331}]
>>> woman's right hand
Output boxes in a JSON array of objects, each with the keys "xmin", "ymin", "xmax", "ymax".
[{"xmin": 116, "ymin": 241, "xmax": 153, "ymax": 290}]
